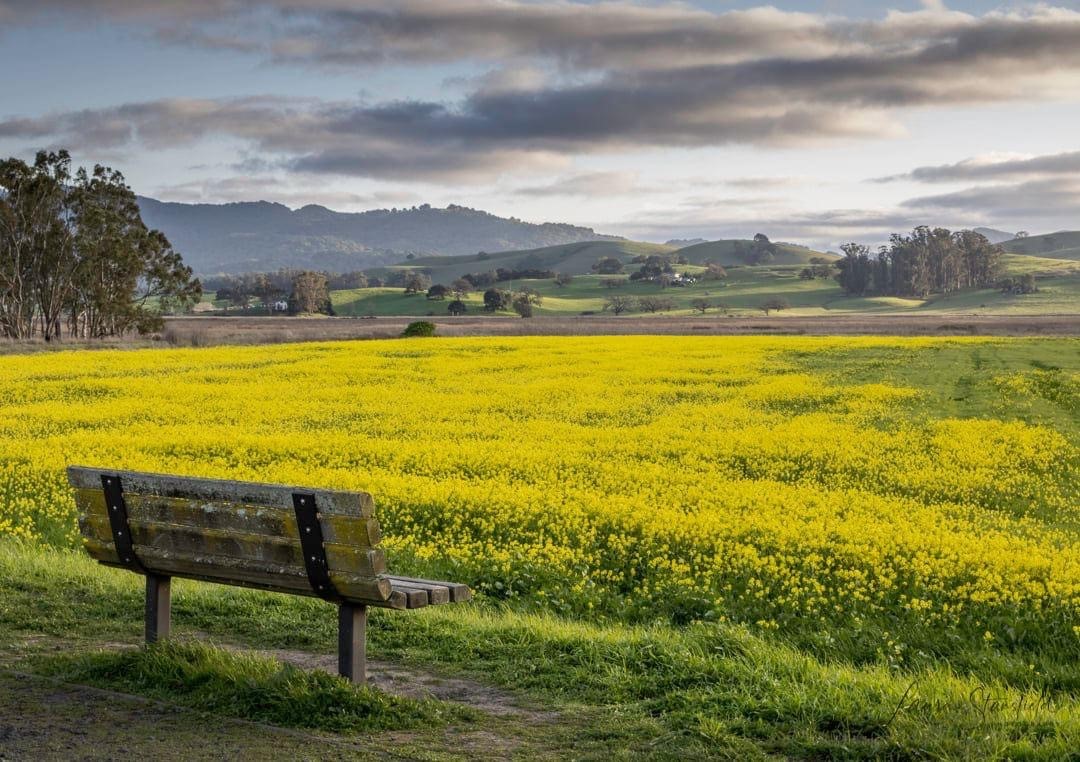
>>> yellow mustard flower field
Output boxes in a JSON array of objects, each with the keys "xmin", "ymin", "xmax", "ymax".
[{"xmin": 0, "ymin": 336, "xmax": 1077, "ymax": 669}]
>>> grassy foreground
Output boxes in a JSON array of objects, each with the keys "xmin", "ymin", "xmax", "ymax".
[
  {"xmin": 0, "ymin": 336, "xmax": 1076, "ymax": 758},
  {"xmin": 2, "ymin": 543, "xmax": 1078, "ymax": 760}
]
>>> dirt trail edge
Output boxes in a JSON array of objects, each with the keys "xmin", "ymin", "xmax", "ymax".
[{"xmin": 250, "ymin": 646, "xmax": 559, "ymax": 723}]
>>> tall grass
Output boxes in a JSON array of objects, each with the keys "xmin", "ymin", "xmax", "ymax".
[
  {"xmin": 3, "ymin": 544, "xmax": 1078, "ymax": 760},
  {"xmin": 34, "ymin": 639, "xmax": 471, "ymax": 733}
]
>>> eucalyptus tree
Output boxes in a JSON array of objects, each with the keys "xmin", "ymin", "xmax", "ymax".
[
  {"xmin": 0, "ymin": 151, "xmax": 74, "ymax": 339},
  {"xmin": 0, "ymin": 150, "xmax": 200, "ymax": 340}
]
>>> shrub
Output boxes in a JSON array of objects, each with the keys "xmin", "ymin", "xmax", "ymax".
[
  {"xmin": 638, "ymin": 296, "xmax": 675, "ymax": 313},
  {"xmin": 402, "ymin": 320, "xmax": 436, "ymax": 337},
  {"xmin": 403, "ymin": 273, "xmax": 431, "ymax": 295},
  {"xmin": 604, "ymin": 294, "xmax": 635, "ymax": 315},
  {"xmin": 592, "ymin": 257, "xmax": 624, "ymax": 274},
  {"xmin": 483, "ymin": 288, "xmax": 511, "ymax": 312},
  {"xmin": 512, "ymin": 295, "xmax": 534, "ymax": 318},
  {"xmin": 759, "ymin": 298, "xmax": 791, "ymax": 315}
]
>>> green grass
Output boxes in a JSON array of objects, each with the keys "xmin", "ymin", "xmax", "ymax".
[
  {"xmin": 184, "ymin": 237, "xmax": 1080, "ymax": 319},
  {"xmin": 332, "ymin": 263, "xmax": 1080, "ymax": 318},
  {"xmin": 1000, "ymin": 252, "xmax": 1080, "ymax": 275},
  {"xmin": 398, "ymin": 240, "xmax": 677, "ymax": 283},
  {"xmin": 381, "ymin": 237, "xmax": 833, "ymax": 286},
  {"xmin": 779, "ymin": 339, "xmax": 1080, "ymax": 444},
  {"xmin": 2, "ymin": 543, "xmax": 1078, "ymax": 760},
  {"xmin": 675, "ymin": 239, "xmax": 834, "ymax": 266},
  {"xmin": 34, "ymin": 640, "xmax": 471, "ymax": 733},
  {"xmin": 332, "ymin": 287, "xmax": 496, "ymax": 317},
  {"xmin": 1002, "ymin": 230, "xmax": 1080, "ymax": 261}
]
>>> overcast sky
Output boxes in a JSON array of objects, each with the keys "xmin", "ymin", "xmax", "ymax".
[{"xmin": 2, "ymin": 0, "xmax": 1079, "ymax": 248}]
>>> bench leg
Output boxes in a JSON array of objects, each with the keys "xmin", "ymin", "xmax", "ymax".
[
  {"xmin": 145, "ymin": 574, "xmax": 171, "ymax": 644},
  {"xmin": 338, "ymin": 603, "xmax": 367, "ymax": 683}
]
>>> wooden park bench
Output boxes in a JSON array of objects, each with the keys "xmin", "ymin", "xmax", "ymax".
[{"xmin": 68, "ymin": 466, "xmax": 471, "ymax": 683}]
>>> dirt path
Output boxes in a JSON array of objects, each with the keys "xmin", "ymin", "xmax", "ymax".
[
  {"xmin": 0, "ymin": 670, "xmax": 402, "ymax": 761},
  {"xmin": 250, "ymin": 647, "xmax": 558, "ymax": 723},
  {"xmin": 0, "ymin": 638, "xmax": 567, "ymax": 761}
]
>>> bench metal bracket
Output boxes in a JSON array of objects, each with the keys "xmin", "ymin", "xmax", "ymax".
[
  {"xmin": 101, "ymin": 474, "xmax": 147, "ymax": 574},
  {"xmin": 292, "ymin": 492, "xmax": 343, "ymax": 602}
]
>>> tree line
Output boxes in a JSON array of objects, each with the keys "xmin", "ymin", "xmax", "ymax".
[
  {"xmin": 0, "ymin": 151, "xmax": 201, "ymax": 340},
  {"xmin": 211, "ymin": 269, "xmax": 335, "ymax": 314},
  {"xmin": 836, "ymin": 227, "xmax": 1002, "ymax": 298}
]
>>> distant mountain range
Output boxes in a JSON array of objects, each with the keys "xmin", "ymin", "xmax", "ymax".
[
  {"xmin": 136, "ymin": 197, "xmax": 621, "ymax": 275},
  {"xmin": 136, "ymin": 196, "xmax": 1074, "ymax": 276}
]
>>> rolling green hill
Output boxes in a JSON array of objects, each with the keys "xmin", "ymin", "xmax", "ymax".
[
  {"xmin": 333, "ymin": 262, "xmax": 1080, "ymax": 318},
  {"xmin": 675, "ymin": 239, "xmax": 836, "ymax": 266},
  {"xmin": 1001, "ymin": 231, "xmax": 1080, "ymax": 261},
  {"xmin": 202, "ymin": 239, "xmax": 1080, "ymax": 318},
  {"xmin": 1001, "ymin": 252, "xmax": 1080, "ymax": 275},
  {"xmin": 397, "ymin": 237, "xmax": 834, "ymax": 281},
  {"xmin": 399, "ymin": 239, "xmax": 676, "ymax": 281}
]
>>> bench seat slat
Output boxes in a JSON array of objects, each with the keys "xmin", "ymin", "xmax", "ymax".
[
  {"xmin": 75, "ymin": 489, "xmax": 381, "ymax": 546},
  {"xmin": 80, "ymin": 514, "xmax": 386, "ymax": 577},
  {"xmin": 386, "ymin": 575, "xmax": 473, "ymax": 603},
  {"xmin": 83, "ymin": 538, "xmax": 396, "ymax": 604},
  {"xmin": 388, "ymin": 585, "xmax": 429, "ymax": 609},
  {"xmin": 388, "ymin": 580, "xmax": 451, "ymax": 605},
  {"xmin": 68, "ymin": 466, "xmax": 374, "ymax": 517},
  {"xmin": 97, "ymin": 559, "xmax": 412, "ymax": 611}
]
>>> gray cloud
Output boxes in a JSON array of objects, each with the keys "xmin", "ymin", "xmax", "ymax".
[
  {"xmin": 4, "ymin": 4, "xmax": 1080, "ymax": 184},
  {"xmin": 153, "ymin": 174, "xmax": 416, "ymax": 208},
  {"xmin": 0, "ymin": 2, "xmax": 840, "ymax": 69},
  {"xmin": 902, "ymin": 177, "xmax": 1080, "ymax": 219},
  {"xmin": 5, "ymin": 2, "xmax": 1080, "ymax": 85},
  {"xmin": 620, "ymin": 205, "xmax": 925, "ymax": 252},
  {"xmin": 513, "ymin": 171, "xmax": 640, "ymax": 198},
  {"xmin": 722, "ymin": 176, "xmax": 808, "ymax": 190},
  {"xmin": 879, "ymin": 150, "xmax": 1080, "ymax": 183}
]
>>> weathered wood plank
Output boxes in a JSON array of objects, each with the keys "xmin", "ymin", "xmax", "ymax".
[
  {"xmin": 68, "ymin": 466, "xmax": 374, "ymax": 517},
  {"xmin": 75, "ymin": 490, "xmax": 381, "ymax": 546},
  {"xmin": 82, "ymin": 538, "xmax": 394, "ymax": 603},
  {"xmin": 91, "ymin": 557, "xmax": 408, "ymax": 609},
  {"xmin": 381, "ymin": 590, "xmax": 409, "ymax": 610},
  {"xmin": 385, "ymin": 575, "xmax": 473, "ymax": 603},
  {"xmin": 390, "ymin": 580, "xmax": 451, "ymax": 605},
  {"xmin": 389, "ymin": 585, "xmax": 430, "ymax": 608},
  {"xmin": 80, "ymin": 514, "xmax": 386, "ymax": 577}
]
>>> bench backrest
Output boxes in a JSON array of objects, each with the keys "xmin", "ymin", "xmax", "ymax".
[{"xmin": 68, "ymin": 466, "xmax": 392, "ymax": 603}]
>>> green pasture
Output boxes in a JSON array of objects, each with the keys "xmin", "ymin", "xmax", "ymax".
[{"xmin": 332, "ymin": 261, "xmax": 1080, "ymax": 317}]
